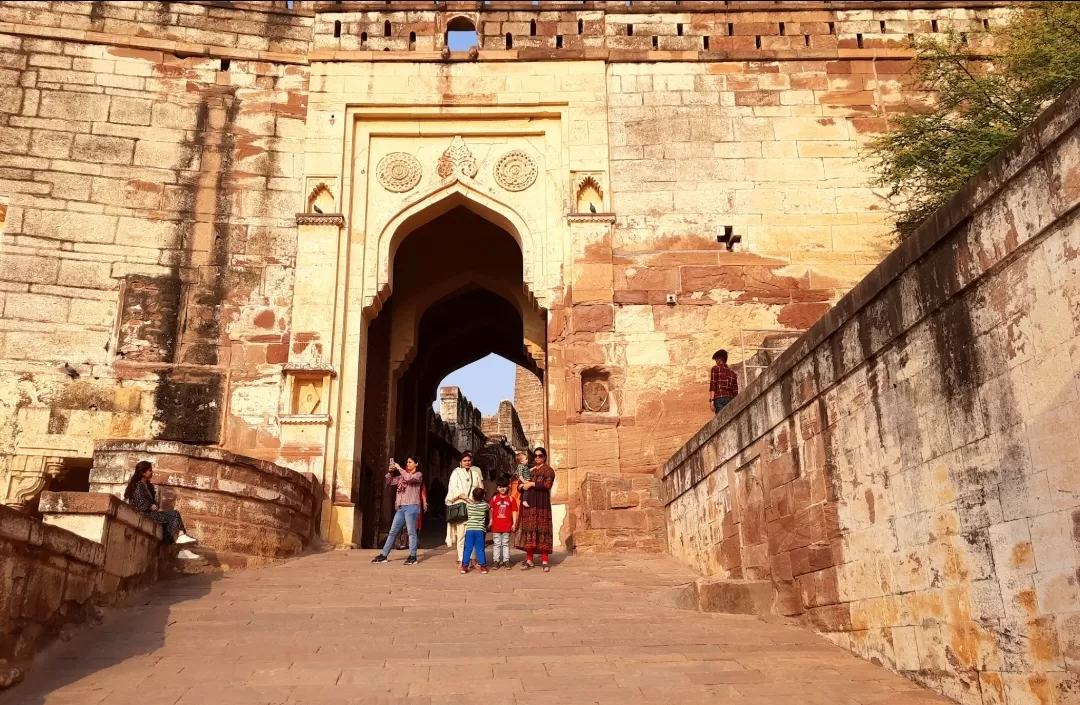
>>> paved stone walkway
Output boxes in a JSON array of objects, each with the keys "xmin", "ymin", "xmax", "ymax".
[{"xmin": 3, "ymin": 549, "xmax": 951, "ymax": 705}]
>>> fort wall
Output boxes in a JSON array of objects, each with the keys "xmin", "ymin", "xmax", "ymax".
[{"xmin": 662, "ymin": 79, "xmax": 1080, "ymax": 705}]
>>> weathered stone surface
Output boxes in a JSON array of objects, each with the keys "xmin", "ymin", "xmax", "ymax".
[
  {"xmin": 0, "ymin": 0, "xmax": 1004, "ymax": 535},
  {"xmin": 574, "ymin": 472, "xmax": 666, "ymax": 553},
  {"xmin": 0, "ymin": 496, "xmax": 160, "ymax": 675},
  {"xmin": 663, "ymin": 79, "xmax": 1080, "ymax": 705},
  {"xmin": 5, "ymin": 551, "xmax": 955, "ymax": 705},
  {"xmin": 697, "ymin": 578, "xmax": 775, "ymax": 615},
  {"xmin": 89, "ymin": 440, "xmax": 316, "ymax": 565}
]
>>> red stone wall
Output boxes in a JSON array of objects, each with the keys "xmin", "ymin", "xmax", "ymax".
[
  {"xmin": 513, "ymin": 365, "xmax": 545, "ymax": 449},
  {"xmin": 310, "ymin": 2, "xmax": 1004, "ymax": 56},
  {"xmin": 573, "ymin": 472, "xmax": 666, "ymax": 553}
]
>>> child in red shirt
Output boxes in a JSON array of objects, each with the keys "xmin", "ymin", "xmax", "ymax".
[{"xmin": 489, "ymin": 474, "xmax": 518, "ymax": 569}]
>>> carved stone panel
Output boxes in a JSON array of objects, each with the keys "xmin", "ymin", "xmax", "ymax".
[{"xmin": 436, "ymin": 136, "xmax": 478, "ymax": 179}]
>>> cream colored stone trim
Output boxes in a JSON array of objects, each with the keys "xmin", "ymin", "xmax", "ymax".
[
  {"xmin": 2, "ymin": 455, "xmax": 66, "ymax": 509},
  {"xmin": 283, "ymin": 361, "xmax": 337, "ymax": 376},
  {"xmin": 279, "ymin": 415, "xmax": 332, "ymax": 426}
]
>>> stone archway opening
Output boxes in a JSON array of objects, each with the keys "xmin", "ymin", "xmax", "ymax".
[{"xmin": 357, "ymin": 204, "xmax": 545, "ymax": 548}]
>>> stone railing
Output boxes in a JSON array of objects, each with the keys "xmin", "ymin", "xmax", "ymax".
[
  {"xmin": 573, "ymin": 472, "xmax": 666, "ymax": 553},
  {"xmin": 89, "ymin": 440, "xmax": 318, "ymax": 570},
  {"xmin": 661, "ymin": 79, "xmax": 1080, "ymax": 705},
  {"xmin": 0, "ymin": 493, "xmax": 162, "ymax": 687}
]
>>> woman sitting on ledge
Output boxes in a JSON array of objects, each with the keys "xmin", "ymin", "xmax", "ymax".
[{"xmin": 123, "ymin": 460, "xmax": 199, "ymax": 558}]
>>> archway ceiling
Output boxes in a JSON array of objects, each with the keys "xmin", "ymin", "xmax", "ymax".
[{"xmin": 404, "ymin": 287, "xmax": 538, "ymax": 406}]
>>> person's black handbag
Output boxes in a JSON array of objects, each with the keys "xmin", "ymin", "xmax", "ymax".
[{"xmin": 447, "ymin": 501, "xmax": 467, "ymax": 524}]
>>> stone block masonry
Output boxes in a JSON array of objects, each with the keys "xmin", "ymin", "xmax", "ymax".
[
  {"xmin": 0, "ymin": 1, "xmax": 315, "ymax": 494},
  {"xmin": 662, "ymin": 79, "xmax": 1080, "ymax": 705},
  {"xmin": 573, "ymin": 471, "xmax": 666, "ymax": 553}
]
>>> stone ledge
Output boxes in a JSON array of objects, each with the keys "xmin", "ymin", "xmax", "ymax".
[
  {"xmin": 89, "ymin": 441, "xmax": 318, "ymax": 562},
  {"xmin": 0, "ymin": 503, "xmax": 104, "ymax": 567},
  {"xmin": 652, "ymin": 578, "xmax": 776, "ymax": 616},
  {"xmin": 295, "ymin": 212, "xmax": 346, "ymax": 226},
  {"xmin": 39, "ymin": 491, "xmax": 163, "ymax": 542},
  {"xmin": 279, "ymin": 414, "xmax": 332, "ymax": 425},
  {"xmin": 566, "ymin": 212, "xmax": 617, "ymax": 224}
]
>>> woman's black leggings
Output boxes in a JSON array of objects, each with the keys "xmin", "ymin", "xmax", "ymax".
[{"xmin": 145, "ymin": 510, "xmax": 186, "ymax": 544}]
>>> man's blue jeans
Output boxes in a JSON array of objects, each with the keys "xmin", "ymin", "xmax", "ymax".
[
  {"xmin": 461, "ymin": 529, "xmax": 487, "ymax": 568},
  {"xmin": 380, "ymin": 504, "xmax": 420, "ymax": 557},
  {"xmin": 712, "ymin": 396, "xmax": 733, "ymax": 413}
]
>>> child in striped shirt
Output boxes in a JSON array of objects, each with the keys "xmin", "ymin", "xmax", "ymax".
[{"xmin": 460, "ymin": 486, "xmax": 490, "ymax": 574}]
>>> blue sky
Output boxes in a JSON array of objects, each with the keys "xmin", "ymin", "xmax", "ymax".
[
  {"xmin": 433, "ymin": 353, "xmax": 516, "ymax": 416},
  {"xmin": 447, "ymin": 29, "xmax": 479, "ymax": 51}
]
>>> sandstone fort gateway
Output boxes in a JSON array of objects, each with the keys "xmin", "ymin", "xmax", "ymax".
[
  {"xmin": 1, "ymin": 2, "xmax": 1079, "ymax": 704},
  {"xmin": 0, "ymin": 0, "xmax": 1008, "ymax": 544}
]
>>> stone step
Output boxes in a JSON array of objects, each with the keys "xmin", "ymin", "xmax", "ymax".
[{"xmin": 652, "ymin": 577, "xmax": 775, "ymax": 616}]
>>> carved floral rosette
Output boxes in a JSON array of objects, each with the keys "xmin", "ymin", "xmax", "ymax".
[
  {"xmin": 494, "ymin": 149, "xmax": 538, "ymax": 191},
  {"xmin": 376, "ymin": 152, "xmax": 423, "ymax": 193}
]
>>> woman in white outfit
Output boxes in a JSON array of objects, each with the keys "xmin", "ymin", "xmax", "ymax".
[{"xmin": 445, "ymin": 451, "xmax": 483, "ymax": 564}]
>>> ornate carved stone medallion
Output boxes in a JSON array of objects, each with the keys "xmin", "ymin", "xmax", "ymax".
[
  {"xmin": 436, "ymin": 136, "xmax": 479, "ymax": 180},
  {"xmin": 376, "ymin": 152, "xmax": 422, "ymax": 192},
  {"xmin": 494, "ymin": 149, "xmax": 537, "ymax": 191},
  {"xmin": 582, "ymin": 379, "xmax": 610, "ymax": 413}
]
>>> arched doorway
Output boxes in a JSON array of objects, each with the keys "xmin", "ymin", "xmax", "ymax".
[{"xmin": 357, "ymin": 202, "xmax": 545, "ymax": 548}]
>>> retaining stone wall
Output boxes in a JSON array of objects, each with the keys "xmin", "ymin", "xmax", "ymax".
[
  {"xmin": 90, "ymin": 440, "xmax": 317, "ymax": 567},
  {"xmin": 662, "ymin": 81, "xmax": 1080, "ymax": 705},
  {"xmin": 0, "ymin": 492, "xmax": 161, "ymax": 681}
]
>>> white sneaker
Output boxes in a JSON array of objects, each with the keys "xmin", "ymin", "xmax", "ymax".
[
  {"xmin": 175, "ymin": 534, "xmax": 197, "ymax": 545},
  {"xmin": 176, "ymin": 549, "xmax": 200, "ymax": 560}
]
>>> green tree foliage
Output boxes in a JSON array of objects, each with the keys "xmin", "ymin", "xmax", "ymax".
[{"xmin": 869, "ymin": 3, "xmax": 1080, "ymax": 237}]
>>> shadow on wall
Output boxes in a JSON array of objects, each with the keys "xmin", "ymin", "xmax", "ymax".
[{"xmin": 0, "ymin": 573, "xmax": 218, "ymax": 705}]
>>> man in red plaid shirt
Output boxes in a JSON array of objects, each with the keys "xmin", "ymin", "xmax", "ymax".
[{"xmin": 710, "ymin": 349, "xmax": 739, "ymax": 413}]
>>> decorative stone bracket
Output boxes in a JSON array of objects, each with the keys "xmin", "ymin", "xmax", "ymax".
[
  {"xmin": 295, "ymin": 212, "xmax": 346, "ymax": 227},
  {"xmin": 566, "ymin": 212, "xmax": 616, "ymax": 224},
  {"xmin": 2, "ymin": 455, "xmax": 69, "ymax": 510}
]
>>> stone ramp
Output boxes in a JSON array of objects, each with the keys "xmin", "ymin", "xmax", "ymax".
[{"xmin": 2, "ymin": 551, "xmax": 950, "ymax": 705}]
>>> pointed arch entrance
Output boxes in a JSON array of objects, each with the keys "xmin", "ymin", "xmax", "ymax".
[{"xmin": 356, "ymin": 194, "xmax": 546, "ymax": 548}]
